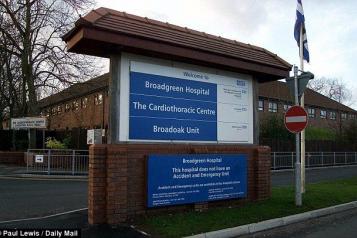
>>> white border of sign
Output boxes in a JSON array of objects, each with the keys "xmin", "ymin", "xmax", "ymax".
[{"xmin": 117, "ymin": 53, "xmax": 254, "ymax": 144}]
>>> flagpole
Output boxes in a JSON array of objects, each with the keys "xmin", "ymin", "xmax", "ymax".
[{"xmin": 299, "ymin": 25, "xmax": 306, "ymax": 194}]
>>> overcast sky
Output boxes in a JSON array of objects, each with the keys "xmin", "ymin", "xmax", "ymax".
[{"xmin": 95, "ymin": 0, "xmax": 357, "ymax": 109}]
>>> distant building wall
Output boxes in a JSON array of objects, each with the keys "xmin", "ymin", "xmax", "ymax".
[
  {"xmin": 258, "ymin": 97, "xmax": 356, "ymax": 132},
  {"xmin": 42, "ymin": 90, "xmax": 109, "ymax": 130}
]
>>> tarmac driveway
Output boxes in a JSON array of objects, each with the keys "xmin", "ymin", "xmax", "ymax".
[{"xmin": 0, "ymin": 177, "xmax": 87, "ymax": 221}]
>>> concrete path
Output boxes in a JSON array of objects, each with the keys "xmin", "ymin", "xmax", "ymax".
[
  {"xmin": 241, "ymin": 207, "xmax": 357, "ymax": 238},
  {"xmin": 0, "ymin": 165, "xmax": 27, "ymax": 176}
]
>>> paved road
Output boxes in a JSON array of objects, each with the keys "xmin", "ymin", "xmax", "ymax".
[
  {"xmin": 243, "ymin": 207, "xmax": 357, "ymax": 238},
  {"xmin": 0, "ymin": 177, "xmax": 87, "ymax": 221},
  {"xmin": 272, "ymin": 165, "xmax": 357, "ymax": 187}
]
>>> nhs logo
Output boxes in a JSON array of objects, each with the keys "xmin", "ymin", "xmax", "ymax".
[{"xmin": 236, "ymin": 80, "xmax": 246, "ymax": 87}]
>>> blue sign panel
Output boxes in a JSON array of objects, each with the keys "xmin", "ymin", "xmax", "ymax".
[
  {"xmin": 130, "ymin": 72, "xmax": 217, "ymax": 102},
  {"xmin": 147, "ymin": 154, "xmax": 247, "ymax": 207},
  {"xmin": 129, "ymin": 117, "xmax": 217, "ymax": 141},
  {"xmin": 129, "ymin": 71, "xmax": 218, "ymax": 141},
  {"xmin": 130, "ymin": 94, "xmax": 217, "ymax": 121}
]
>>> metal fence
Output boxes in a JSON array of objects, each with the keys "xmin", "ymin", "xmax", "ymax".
[
  {"xmin": 25, "ymin": 150, "xmax": 357, "ymax": 174},
  {"xmin": 26, "ymin": 149, "xmax": 89, "ymax": 175},
  {"xmin": 271, "ymin": 152, "xmax": 357, "ymax": 170}
]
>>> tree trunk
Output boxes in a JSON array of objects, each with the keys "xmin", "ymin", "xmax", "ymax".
[{"xmin": 22, "ymin": 0, "xmax": 38, "ymax": 116}]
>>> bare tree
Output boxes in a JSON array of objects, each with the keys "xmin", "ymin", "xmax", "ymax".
[
  {"xmin": 308, "ymin": 77, "xmax": 353, "ymax": 105},
  {"xmin": 0, "ymin": 47, "xmax": 22, "ymax": 121},
  {"xmin": 0, "ymin": 0, "xmax": 103, "ymax": 117},
  {"xmin": 0, "ymin": 17, "xmax": 22, "ymax": 126}
]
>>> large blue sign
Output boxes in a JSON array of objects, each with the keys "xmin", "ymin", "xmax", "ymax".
[
  {"xmin": 129, "ymin": 72, "xmax": 217, "ymax": 141},
  {"xmin": 147, "ymin": 154, "xmax": 247, "ymax": 207}
]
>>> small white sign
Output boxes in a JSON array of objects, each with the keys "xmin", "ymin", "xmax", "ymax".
[
  {"xmin": 11, "ymin": 117, "xmax": 47, "ymax": 129},
  {"xmin": 87, "ymin": 129, "xmax": 103, "ymax": 144},
  {"xmin": 35, "ymin": 155, "xmax": 44, "ymax": 163}
]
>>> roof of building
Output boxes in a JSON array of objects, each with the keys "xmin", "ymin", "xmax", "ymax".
[
  {"xmin": 259, "ymin": 80, "xmax": 356, "ymax": 113},
  {"xmin": 39, "ymin": 73, "xmax": 356, "ymax": 114},
  {"xmin": 38, "ymin": 73, "xmax": 109, "ymax": 108},
  {"xmin": 62, "ymin": 7, "xmax": 291, "ymax": 82}
]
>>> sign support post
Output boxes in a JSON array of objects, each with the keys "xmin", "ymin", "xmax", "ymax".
[
  {"xmin": 285, "ymin": 68, "xmax": 313, "ymax": 206},
  {"xmin": 294, "ymin": 65, "xmax": 302, "ymax": 206},
  {"xmin": 300, "ymin": 26, "xmax": 306, "ymax": 194},
  {"xmin": 28, "ymin": 128, "xmax": 30, "ymax": 149}
]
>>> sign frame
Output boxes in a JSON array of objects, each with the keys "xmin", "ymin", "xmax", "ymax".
[{"xmin": 117, "ymin": 53, "xmax": 255, "ymax": 144}]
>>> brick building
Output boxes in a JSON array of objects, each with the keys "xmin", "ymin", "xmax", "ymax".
[
  {"xmin": 38, "ymin": 74, "xmax": 357, "ymax": 133},
  {"xmin": 38, "ymin": 73, "xmax": 109, "ymax": 131},
  {"xmin": 258, "ymin": 80, "xmax": 357, "ymax": 131}
]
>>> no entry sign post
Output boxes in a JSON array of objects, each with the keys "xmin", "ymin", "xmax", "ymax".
[
  {"xmin": 285, "ymin": 66, "xmax": 313, "ymax": 207},
  {"xmin": 284, "ymin": 104, "xmax": 308, "ymax": 207},
  {"xmin": 293, "ymin": 66, "xmax": 302, "ymax": 206}
]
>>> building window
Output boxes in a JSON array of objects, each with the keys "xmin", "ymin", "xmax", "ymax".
[
  {"xmin": 82, "ymin": 97, "xmax": 88, "ymax": 108},
  {"xmin": 349, "ymin": 114, "xmax": 356, "ymax": 120},
  {"xmin": 268, "ymin": 102, "xmax": 277, "ymax": 113},
  {"xmin": 341, "ymin": 113, "xmax": 347, "ymax": 120},
  {"xmin": 283, "ymin": 104, "xmax": 292, "ymax": 111},
  {"xmin": 73, "ymin": 100, "xmax": 80, "ymax": 111},
  {"xmin": 320, "ymin": 110, "xmax": 326, "ymax": 119},
  {"xmin": 65, "ymin": 103, "xmax": 71, "ymax": 112},
  {"xmin": 258, "ymin": 100, "xmax": 264, "ymax": 111},
  {"xmin": 51, "ymin": 107, "xmax": 57, "ymax": 115},
  {"xmin": 57, "ymin": 105, "xmax": 62, "ymax": 114},
  {"xmin": 329, "ymin": 111, "xmax": 336, "ymax": 120},
  {"xmin": 308, "ymin": 108, "xmax": 315, "ymax": 118},
  {"xmin": 94, "ymin": 93, "xmax": 103, "ymax": 105}
]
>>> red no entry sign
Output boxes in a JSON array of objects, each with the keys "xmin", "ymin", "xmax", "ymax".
[{"xmin": 284, "ymin": 106, "xmax": 308, "ymax": 133}]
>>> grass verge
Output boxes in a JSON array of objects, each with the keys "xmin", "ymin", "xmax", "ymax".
[{"xmin": 137, "ymin": 177, "xmax": 357, "ymax": 237}]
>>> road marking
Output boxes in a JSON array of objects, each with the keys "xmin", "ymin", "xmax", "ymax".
[
  {"xmin": 130, "ymin": 225, "xmax": 150, "ymax": 236},
  {"xmin": 0, "ymin": 208, "xmax": 88, "ymax": 224}
]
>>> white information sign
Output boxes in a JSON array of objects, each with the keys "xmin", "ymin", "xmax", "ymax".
[
  {"xmin": 87, "ymin": 129, "xmax": 103, "ymax": 145},
  {"xmin": 35, "ymin": 155, "xmax": 44, "ymax": 163},
  {"xmin": 119, "ymin": 55, "xmax": 254, "ymax": 144},
  {"xmin": 11, "ymin": 117, "xmax": 47, "ymax": 129}
]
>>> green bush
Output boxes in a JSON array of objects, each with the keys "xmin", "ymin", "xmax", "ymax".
[
  {"xmin": 45, "ymin": 137, "xmax": 67, "ymax": 149},
  {"xmin": 341, "ymin": 120, "xmax": 357, "ymax": 147},
  {"xmin": 305, "ymin": 126, "xmax": 336, "ymax": 140},
  {"xmin": 260, "ymin": 114, "xmax": 294, "ymax": 141},
  {"xmin": 62, "ymin": 135, "xmax": 73, "ymax": 148}
]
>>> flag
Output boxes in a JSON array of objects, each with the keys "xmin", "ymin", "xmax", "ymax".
[{"xmin": 294, "ymin": 0, "xmax": 310, "ymax": 63}]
